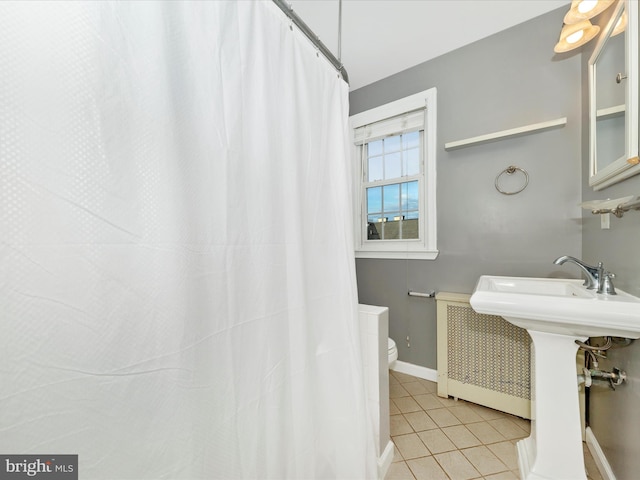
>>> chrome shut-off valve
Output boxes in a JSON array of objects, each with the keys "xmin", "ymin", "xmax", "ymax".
[{"xmin": 581, "ymin": 367, "xmax": 626, "ymax": 390}]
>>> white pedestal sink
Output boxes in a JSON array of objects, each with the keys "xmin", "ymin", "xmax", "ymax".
[{"xmin": 470, "ymin": 276, "xmax": 640, "ymax": 480}]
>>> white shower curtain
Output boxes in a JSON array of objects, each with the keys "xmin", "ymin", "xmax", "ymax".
[{"xmin": 0, "ymin": 1, "xmax": 376, "ymax": 478}]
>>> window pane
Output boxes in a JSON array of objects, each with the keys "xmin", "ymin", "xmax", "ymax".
[
  {"xmin": 368, "ymin": 139, "xmax": 383, "ymax": 156},
  {"xmin": 404, "ymin": 148, "xmax": 420, "ymax": 176},
  {"xmin": 403, "ymin": 131, "xmax": 419, "ymax": 149},
  {"xmin": 402, "ymin": 218, "xmax": 419, "ymax": 239},
  {"xmin": 401, "ymin": 183, "xmax": 408, "ymax": 210},
  {"xmin": 384, "ymin": 219, "xmax": 400, "ymax": 240},
  {"xmin": 384, "ymin": 135, "xmax": 401, "ymax": 153},
  {"xmin": 383, "ymin": 184, "xmax": 400, "ymax": 212},
  {"xmin": 367, "ymin": 221, "xmax": 381, "ymax": 240},
  {"xmin": 367, "ymin": 187, "xmax": 382, "ymax": 215},
  {"xmin": 403, "ymin": 180, "xmax": 419, "ymax": 212},
  {"xmin": 368, "ymin": 155, "xmax": 383, "ymax": 181},
  {"xmin": 384, "ymin": 152, "xmax": 401, "ymax": 179}
]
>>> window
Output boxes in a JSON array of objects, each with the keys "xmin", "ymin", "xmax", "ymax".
[{"xmin": 350, "ymin": 88, "xmax": 437, "ymax": 259}]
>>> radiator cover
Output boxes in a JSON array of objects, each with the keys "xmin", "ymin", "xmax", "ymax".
[{"xmin": 436, "ymin": 292, "xmax": 532, "ymax": 419}]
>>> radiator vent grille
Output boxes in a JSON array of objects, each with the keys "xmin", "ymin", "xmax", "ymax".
[{"xmin": 447, "ymin": 304, "xmax": 531, "ymax": 400}]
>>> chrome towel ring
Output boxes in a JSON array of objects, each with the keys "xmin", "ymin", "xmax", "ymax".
[{"xmin": 495, "ymin": 165, "xmax": 529, "ymax": 195}]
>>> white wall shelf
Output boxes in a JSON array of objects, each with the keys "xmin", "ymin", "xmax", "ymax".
[
  {"xmin": 596, "ymin": 104, "xmax": 625, "ymax": 119},
  {"xmin": 444, "ymin": 117, "xmax": 567, "ymax": 150}
]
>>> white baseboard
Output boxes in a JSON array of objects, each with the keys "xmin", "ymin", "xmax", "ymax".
[
  {"xmin": 585, "ymin": 426, "xmax": 616, "ymax": 480},
  {"xmin": 391, "ymin": 360, "xmax": 438, "ymax": 382},
  {"xmin": 377, "ymin": 440, "xmax": 394, "ymax": 480}
]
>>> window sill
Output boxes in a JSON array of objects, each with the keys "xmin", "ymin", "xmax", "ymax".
[{"xmin": 355, "ymin": 250, "xmax": 439, "ymax": 260}]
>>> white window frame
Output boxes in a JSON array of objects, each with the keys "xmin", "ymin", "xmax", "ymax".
[{"xmin": 350, "ymin": 88, "xmax": 438, "ymax": 260}]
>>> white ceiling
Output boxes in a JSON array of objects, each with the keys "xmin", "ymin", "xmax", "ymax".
[{"xmin": 288, "ymin": 0, "xmax": 571, "ymax": 90}]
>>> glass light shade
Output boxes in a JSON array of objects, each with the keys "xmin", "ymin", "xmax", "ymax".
[
  {"xmin": 564, "ymin": 0, "xmax": 615, "ymax": 24},
  {"xmin": 566, "ymin": 29, "xmax": 585, "ymax": 43},
  {"xmin": 554, "ymin": 20, "xmax": 600, "ymax": 53},
  {"xmin": 579, "ymin": 0, "xmax": 598, "ymax": 14}
]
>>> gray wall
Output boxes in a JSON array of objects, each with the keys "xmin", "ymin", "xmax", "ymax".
[
  {"xmin": 350, "ymin": 7, "xmax": 583, "ymax": 370},
  {"xmin": 581, "ymin": 7, "xmax": 640, "ymax": 477}
]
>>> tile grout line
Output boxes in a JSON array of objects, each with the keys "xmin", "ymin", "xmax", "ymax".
[
  {"xmin": 386, "ymin": 370, "xmax": 601, "ymax": 480},
  {"xmin": 388, "ymin": 371, "xmax": 523, "ymax": 479}
]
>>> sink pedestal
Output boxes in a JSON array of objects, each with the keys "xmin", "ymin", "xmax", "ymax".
[{"xmin": 517, "ymin": 329, "xmax": 588, "ymax": 480}]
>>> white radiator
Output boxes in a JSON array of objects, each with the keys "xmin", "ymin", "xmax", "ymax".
[{"xmin": 436, "ymin": 292, "xmax": 532, "ymax": 419}]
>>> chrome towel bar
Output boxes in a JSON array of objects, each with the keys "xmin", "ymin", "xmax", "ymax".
[{"xmin": 408, "ymin": 290, "xmax": 436, "ymax": 298}]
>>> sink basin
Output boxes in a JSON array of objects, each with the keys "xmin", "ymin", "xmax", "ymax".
[{"xmin": 470, "ymin": 275, "xmax": 640, "ymax": 339}]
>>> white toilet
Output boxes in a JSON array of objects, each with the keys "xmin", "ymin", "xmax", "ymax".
[{"xmin": 388, "ymin": 338, "xmax": 398, "ymax": 367}]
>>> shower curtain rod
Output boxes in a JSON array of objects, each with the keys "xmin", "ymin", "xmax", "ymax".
[{"xmin": 272, "ymin": 0, "xmax": 349, "ymax": 84}]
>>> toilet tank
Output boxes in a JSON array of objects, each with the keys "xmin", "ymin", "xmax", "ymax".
[{"xmin": 358, "ymin": 304, "xmax": 390, "ymax": 471}]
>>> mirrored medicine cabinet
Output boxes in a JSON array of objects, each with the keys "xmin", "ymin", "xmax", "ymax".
[{"xmin": 589, "ymin": 0, "xmax": 639, "ymax": 190}]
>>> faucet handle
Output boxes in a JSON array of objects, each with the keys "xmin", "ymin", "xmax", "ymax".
[{"xmin": 600, "ymin": 271, "xmax": 617, "ymax": 295}]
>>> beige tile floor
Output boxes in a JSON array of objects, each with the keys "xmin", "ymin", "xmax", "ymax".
[{"xmin": 385, "ymin": 370, "xmax": 603, "ymax": 480}]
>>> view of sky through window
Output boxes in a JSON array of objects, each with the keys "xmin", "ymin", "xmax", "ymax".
[{"xmin": 365, "ymin": 131, "xmax": 420, "ymax": 240}]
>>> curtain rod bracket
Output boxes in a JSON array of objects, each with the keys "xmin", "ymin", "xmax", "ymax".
[{"xmin": 272, "ymin": 0, "xmax": 349, "ymax": 84}]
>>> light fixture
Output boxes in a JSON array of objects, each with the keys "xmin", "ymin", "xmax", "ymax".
[
  {"xmin": 554, "ymin": 20, "xmax": 600, "ymax": 53},
  {"xmin": 564, "ymin": 0, "xmax": 615, "ymax": 24},
  {"xmin": 612, "ymin": 10, "xmax": 627, "ymax": 36}
]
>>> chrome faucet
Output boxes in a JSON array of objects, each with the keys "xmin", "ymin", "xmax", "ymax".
[
  {"xmin": 553, "ymin": 255, "xmax": 600, "ymax": 289},
  {"xmin": 553, "ymin": 255, "xmax": 616, "ymax": 295}
]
